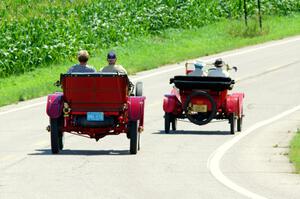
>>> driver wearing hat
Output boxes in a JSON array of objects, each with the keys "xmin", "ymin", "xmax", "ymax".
[
  {"xmin": 101, "ymin": 51, "xmax": 134, "ymax": 94},
  {"xmin": 101, "ymin": 51, "xmax": 127, "ymax": 74},
  {"xmin": 207, "ymin": 58, "xmax": 229, "ymax": 77}
]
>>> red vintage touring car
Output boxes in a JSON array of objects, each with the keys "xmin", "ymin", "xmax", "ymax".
[
  {"xmin": 46, "ymin": 72, "xmax": 145, "ymax": 154},
  {"xmin": 163, "ymin": 63, "xmax": 244, "ymax": 134}
]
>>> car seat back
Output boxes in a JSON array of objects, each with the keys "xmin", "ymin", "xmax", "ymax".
[{"xmin": 61, "ymin": 72, "xmax": 129, "ymax": 112}]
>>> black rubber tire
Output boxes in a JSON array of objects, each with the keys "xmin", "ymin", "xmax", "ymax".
[
  {"xmin": 50, "ymin": 118, "xmax": 63, "ymax": 154},
  {"xmin": 237, "ymin": 117, "xmax": 243, "ymax": 132},
  {"xmin": 171, "ymin": 117, "xmax": 177, "ymax": 131},
  {"xmin": 237, "ymin": 109, "xmax": 243, "ymax": 132},
  {"xmin": 138, "ymin": 131, "xmax": 141, "ymax": 151},
  {"xmin": 164, "ymin": 112, "xmax": 171, "ymax": 134},
  {"xmin": 229, "ymin": 113, "xmax": 236, "ymax": 135},
  {"xmin": 183, "ymin": 91, "xmax": 217, "ymax": 126},
  {"xmin": 59, "ymin": 131, "xmax": 64, "ymax": 150},
  {"xmin": 135, "ymin": 82, "xmax": 143, "ymax": 96},
  {"xmin": 129, "ymin": 121, "xmax": 138, "ymax": 154}
]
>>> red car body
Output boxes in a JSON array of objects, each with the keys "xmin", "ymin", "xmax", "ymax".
[
  {"xmin": 46, "ymin": 73, "xmax": 145, "ymax": 154},
  {"xmin": 163, "ymin": 69, "xmax": 244, "ymax": 134}
]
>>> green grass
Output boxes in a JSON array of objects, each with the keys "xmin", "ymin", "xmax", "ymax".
[
  {"xmin": 290, "ymin": 129, "xmax": 300, "ymax": 173},
  {"xmin": 0, "ymin": 14, "xmax": 300, "ymax": 107},
  {"xmin": 0, "ymin": 0, "xmax": 240, "ymax": 77},
  {"xmin": 1, "ymin": 0, "xmax": 299, "ymax": 78}
]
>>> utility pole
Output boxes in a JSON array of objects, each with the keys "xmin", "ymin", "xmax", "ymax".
[
  {"xmin": 243, "ymin": 0, "xmax": 248, "ymax": 26},
  {"xmin": 257, "ymin": 0, "xmax": 262, "ymax": 30}
]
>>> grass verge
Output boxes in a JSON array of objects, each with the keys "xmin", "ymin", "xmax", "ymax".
[
  {"xmin": 290, "ymin": 129, "xmax": 300, "ymax": 173},
  {"xmin": 1, "ymin": 14, "xmax": 300, "ymax": 107}
]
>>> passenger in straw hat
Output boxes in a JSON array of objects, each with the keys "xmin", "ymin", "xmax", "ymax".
[{"xmin": 207, "ymin": 58, "xmax": 229, "ymax": 77}]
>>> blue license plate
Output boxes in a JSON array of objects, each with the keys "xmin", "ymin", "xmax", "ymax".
[{"xmin": 87, "ymin": 112, "xmax": 104, "ymax": 121}]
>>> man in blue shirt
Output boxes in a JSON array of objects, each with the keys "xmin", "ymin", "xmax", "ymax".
[{"xmin": 67, "ymin": 50, "xmax": 96, "ymax": 73}]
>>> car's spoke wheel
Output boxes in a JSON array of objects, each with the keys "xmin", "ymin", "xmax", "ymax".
[
  {"xmin": 138, "ymin": 132, "xmax": 141, "ymax": 151},
  {"xmin": 164, "ymin": 112, "xmax": 171, "ymax": 133},
  {"xmin": 50, "ymin": 118, "xmax": 62, "ymax": 154},
  {"xmin": 171, "ymin": 117, "xmax": 177, "ymax": 131},
  {"xmin": 237, "ymin": 109, "xmax": 243, "ymax": 132},
  {"xmin": 129, "ymin": 121, "xmax": 138, "ymax": 154},
  {"xmin": 237, "ymin": 117, "xmax": 243, "ymax": 132},
  {"xmin": 59, "ymin": 132, "xmax": 64, "ymax": 150},
  {"xmin": 229, "ymin": 113, "xmax": 236, "ymax": 135}
]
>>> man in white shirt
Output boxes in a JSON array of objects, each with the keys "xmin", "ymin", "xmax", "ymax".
[
  {"xmin": 188, "ymin": 61, "xmax": 207, "ymax": 76},
  {"xmin": 207, "ymin": 58, "xmax": 229, "ymax": 78}
]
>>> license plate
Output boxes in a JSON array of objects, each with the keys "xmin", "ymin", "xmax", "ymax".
[
  {"xmin": 192, "ymin": 105, "xmax": 207, "ymax": 112},
  {"xmin": 87, "ymin": 112, "xmax": 104, "ymax": 121}
]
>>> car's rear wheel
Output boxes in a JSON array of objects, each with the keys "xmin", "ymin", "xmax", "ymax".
[
  {"xmin": 59, "ymin": 131, "xmax": 64, "ymax": 150},
  {"xmin": 171, "ymin": 117, "xmax": 177, "ymax": 131},
  {"xmin": 165, "ymin": 112, "xmax": 177, "ymax": 133},
  {"xmin": 129, "ymin": 121, "xmax": 138, "ymax": 154},
  {"xmin": 237, "ymin": 109, "xmax": 243, "ymax": 132},
  {"xmin": 135, "ymin": 82, "xmax": 143, "ymax": 96},
  {"xmin": 50, "ymin": 118, "xmax": 63, "ymax": 154},
  {"xmin": 164, "ymin": 112, "xmax": 171, "ymax": 133},
  {"xmin": 237, "ymin": 117, "xmax": 243, "ymax": 132},
  {"xmin": 229, "ymin": 113, "xmax": 236, "ymax": 135},
  {"xmin": 164, "ymin": 113, "xmax": 177, "ymax": 133},
  {"xmin": 138, "ymin": 131, "xmax": 141, "ymax": 151}
]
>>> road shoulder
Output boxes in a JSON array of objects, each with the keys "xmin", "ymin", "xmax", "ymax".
[{"xmin": 222, "ymin": 110, "xmax": 300, "ymax": 199}]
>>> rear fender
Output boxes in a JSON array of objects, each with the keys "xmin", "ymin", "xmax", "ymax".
[
  {"xmin": 46, "ymin": 92, "xmax": 64, "ymax": 119},
  {"xmin": 226, "ymin": 92, "xmax": 245, "ymax": 117},
  {"xmin": 232, "ymin": 92, "xmax": 245, "ymax": 117},
  {"xmin": 128, "ymin": 96, "xmax": 146, "ymax": 122},
  {"xmin": 163, "ymin": 94, "xmax": 178, "ymax": 113},
  {"xmin": 163, "ymin": 94, "xmax": 182, "ymax": 115}
]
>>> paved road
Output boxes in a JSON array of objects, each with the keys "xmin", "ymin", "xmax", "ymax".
[{"xmin": 0, "ymin": 36, "xmax": 300, "ymax": 199}]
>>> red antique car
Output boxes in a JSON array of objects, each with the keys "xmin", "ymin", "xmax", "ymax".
[
  {"xmin": 46, "ymin": 72, "xmax": 145, "ymax": 154},
  {"xmin": 163, "ymin": 63, "xmax": 244, "ymax": 134}
]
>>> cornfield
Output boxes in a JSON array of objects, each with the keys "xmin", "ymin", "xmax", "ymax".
[{"xmin": 0, "ymin": 0, "xmax": 299, "ymax": 77}]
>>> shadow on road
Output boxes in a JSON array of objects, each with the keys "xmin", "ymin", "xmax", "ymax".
[
  {"xmin": 154, "ymin": 130, "xmax": 231, "ymax": 135},
  {"xmin": 28, "ymin": 149, "xmax": 130, "ymax": 156}
]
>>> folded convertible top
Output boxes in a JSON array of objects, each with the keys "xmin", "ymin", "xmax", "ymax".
[{"xmin": 170, "ymin": 76, "xmax": 235, "ymax": 91}]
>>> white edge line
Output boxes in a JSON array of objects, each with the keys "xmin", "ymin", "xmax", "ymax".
[
  {"xmin": 207, "ymin": 105, "xmax": 300, "ymax": 199},
  {"xmin": 0, "ymin": 101, "xmax": 46, "ymax": 116},
  {"xmin": 1, "ymin": 36, "xmax": 299, "ymax": 116}
]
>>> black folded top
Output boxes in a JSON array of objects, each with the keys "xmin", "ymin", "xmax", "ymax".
[{"xmin": 170, "ymin": 76, "xmax": 235, "ymax": 91}]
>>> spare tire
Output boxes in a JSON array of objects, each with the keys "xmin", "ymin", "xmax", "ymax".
[{"xmin": 183, "ymin": 91, "xmax": 217, "ymax": 125}]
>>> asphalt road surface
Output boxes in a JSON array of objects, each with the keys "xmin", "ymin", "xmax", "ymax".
[{"xmin": 1, "ymin": 36, "xmax": 300, "ymax": 199}]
